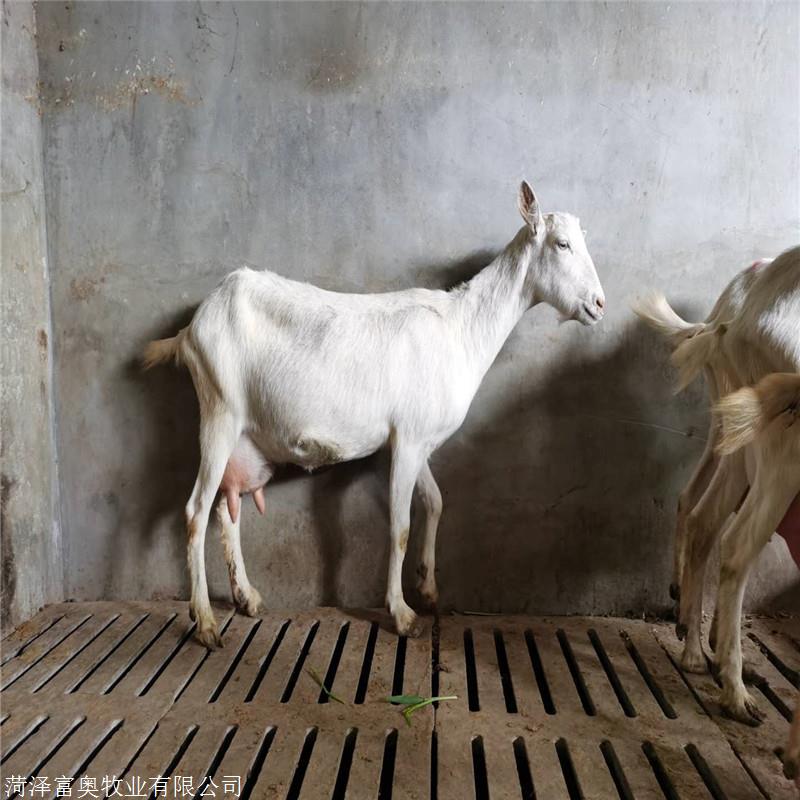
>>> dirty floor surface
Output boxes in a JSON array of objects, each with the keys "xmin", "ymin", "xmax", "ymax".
[{"xmin": 1, "ymin": 602, "xmax": 797, "ymax": 798}]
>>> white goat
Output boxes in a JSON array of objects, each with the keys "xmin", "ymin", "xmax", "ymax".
[
  {"xmin": 715, "ymin": 373, "xmax": 800, "ymax": 740},
  {"xmin": 144, "ymin": 182, "xmax": 606, "ymax": 647},
  {"xmin": 634, "ymin": 260, "xmax": 769, "ymax": 609},
  {"xmin": 634, "ymin": 246, "xmax": 800, "ymax": 723}
]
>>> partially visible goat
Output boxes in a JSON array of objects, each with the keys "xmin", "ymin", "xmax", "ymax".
[
  {"xmin": 144, "ymin": 182, "xmax": 606, "ymax": 647},
  {"xmin": 633, "ymin": 258, "xmax": 772, "ymax": 673},
  {"xmin": 634, "ymin": 247, "xmax": 800, "ymax": 723},
  {"xmin": 715, "ymin": 373, "xmax": 800, "ymax": 734}
]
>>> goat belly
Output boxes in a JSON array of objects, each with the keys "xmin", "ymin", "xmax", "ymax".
[{"xmin": 777, "ymin": 493, "xmax": 800, "ymax": 568}]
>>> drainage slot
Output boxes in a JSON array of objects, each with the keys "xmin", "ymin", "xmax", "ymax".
[
  {"xmin": 331, "ymin": 728, "xmax": 358, "ymax": 800},
  {"xmin": 588, "ymin": 630, "xmax": 635, "ymax": 717},
  {"xmin": 525, "ymin": 630, "xmax": 555, "ymax": 714},
  {"xmin": 749, "ymin": 633, "xmax": 799, "ymax": 688},
  {"xmin": 2, "ymin": 616, "xmax": 92, "ymax": 691},
  {"xmin": 494, "ymin": 630, "xmax": 518, "ymax": 713},
  {"xmin": 8, "ymin": 717, "xmax": 86, "ymax": 798},
  {"xmin": 103, "ymin": 614, "xmax": 176, "ymax": 694},
  {"xmin": 138, "ymin": 622, "xmax": 198, "ymax": 696},
  {"xmin": 471, "ymin": 736, "xmax": 489, "ymax": 800},
  {"xmin": 641, "ymin": 741, "xmax": 679, "ymax": 800},
  {"xmin": 555, "ymin": 738, "xmax": 583, "ymax": 800},
  {"xmin": 245, "ymin": 620, "xmax": 290, "ymax": 702},
  {"xmin": 146, "ymin": 726, "xmax": 199, "ymax": 800},
  {"xmin": 0, "ymin": 716, "xmax": 49, "ymax": 765},
  {"xmin": 600, "ymin": 741, "xmax": 633, "ymax": 800},
  {"xmin": 210, "ymin": 620, "xmax": 262, "ymax": 702},
  {"xmin": 281, "ymin": 622, "xmax": 320, "ymax": 703},
  {"xmin": 239, "ymin": 727, "xmax": 277, "ymax": 800},
  {"xmin": 684, "ymin": 744, "xmax": 725, "ymax": 800},
  {"xmin": 175, "ymin": 616, "xmax": 235, "ymax": 702},
  {"xmin": 755, "ymin": 678, "xmax": 793, "ymax": 721},
  {"xmin": 354, "ymin": 622, "xmax": 379, "ymax": 704},
  {"xmin": 556, "ymin": 630, "xmax": 595, "ymax": 715},
  {"xmin": 430, "ymin": 732, "xmax": 438, "ymax": 800},
  {"xmin": 34, "ymin": 615, "xmax": 122, "ymax": 693},
  {"xmin": 464, "ymin": 629, "xmax": 480, "ymax": 711},
  {"xmin": 391, "ymin": 636, "xmax": 407, "ymax": 697},
  {"xmin": 117, "ymin": 723, "xmax": 161, "ymax": 783},
  {"xmin": 70, "ymin": 615, "xmax": 149, "ymax": 693},
  {"xmin": 65, "ymin": 720, "xmax": 124, "ymax": 791},
  {"xmin": 319, "ymin": 623, "xmax": 349, "ymax": 704},
  {"xmin": 286, "ymin": 728, "xmax": 318, "ymax": 800},
  {"xmin": 195, "ymin": 726, "xmax": 238, "ymax": 798},
  {"xmin": 513, "ymin": 737, "xmax": 536, "ymax": 800},
  {"xmin": 1, "ymin": 615, "xmax": 65, "ymax": 666},
  {"xmin": 619, "ymin": 631, "xmax": 676, "ymax": 719},
  {"xmin": 378, "ymin": 729, "xmax": 399, "ymax": 800}
]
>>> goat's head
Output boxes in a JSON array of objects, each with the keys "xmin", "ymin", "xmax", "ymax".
[{"xmin": 518, "ymin": 181, "xmax": 605, "ymax": 325}]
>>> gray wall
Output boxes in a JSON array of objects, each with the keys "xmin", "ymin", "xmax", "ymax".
[
  {"xmin": 1, "ymin": 0, "xmax": 64, "ymax": 629},
  {"xmin": 19, "ymin": 1, "xmax": 800, "ymax": 617}
]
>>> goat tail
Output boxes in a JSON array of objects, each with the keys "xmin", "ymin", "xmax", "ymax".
[
  {"xmin": 141, "ymin": 329, "xmax": 185, "ymax": 370},
  {"xmin": 715, "ymin": 373, "xmax": 800, "ymax": 455},
  {"xmin": 631, "ymin": 292, "xmax": 705, "ymax": 347},
  {"xmin": 670, "ymin": 326, "xmax": 723, "ymax": 392}
]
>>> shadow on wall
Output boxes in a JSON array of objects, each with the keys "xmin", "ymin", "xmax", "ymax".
[
  {"xmin": 125, "ymin": 304, "xmax": 201, "ymax": 599},
  {"xmin": 421, "ymin": 316, "xmax": 703, "ymax": 616},
  {"xmin": 125, "ymin": 252, "xmax": 706, "ymax": 615}
]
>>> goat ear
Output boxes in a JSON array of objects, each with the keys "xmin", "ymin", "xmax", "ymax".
[{"xmin": 518, "ymin": 181, "xmax": 543, "ymax": 233}]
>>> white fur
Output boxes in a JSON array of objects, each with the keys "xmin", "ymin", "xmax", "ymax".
[
  {"xmin": 145, "ymin": 182, "xmax": 605, "ymax": 646},
  {"xmin": 634, "ymin": 247, "xmax": 800, "ymax": 724}
]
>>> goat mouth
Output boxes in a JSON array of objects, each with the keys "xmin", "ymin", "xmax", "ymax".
[{"xmin": 581, "ymin": 303, "xmax": 602, "ymax": 323}]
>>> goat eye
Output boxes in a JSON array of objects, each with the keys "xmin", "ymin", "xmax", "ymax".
[{"xmin": 557, "ymin": 239, "xmax": 569, "ymax": 250}]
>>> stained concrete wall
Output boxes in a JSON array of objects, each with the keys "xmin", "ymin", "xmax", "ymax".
[
  {"xmin": 24, "ymin": 1, "xmax": 800, "ymax": 616},
  {"xmin": 1, "ymin": 0, "xmax": 64, "ymax": 629}
]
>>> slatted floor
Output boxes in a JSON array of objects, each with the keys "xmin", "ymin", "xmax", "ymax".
[{"xmin": 1, "ymin": 603, "xmax": 797, "ymax": 799}]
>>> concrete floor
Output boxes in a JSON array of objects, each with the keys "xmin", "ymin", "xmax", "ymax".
[{"xmin": 1, "ymin": 602, "xmax": 797, "ymax": 798}]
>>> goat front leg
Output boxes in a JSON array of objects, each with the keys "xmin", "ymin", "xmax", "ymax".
[
  {"xmin": 387, "ymin": 440, "xmax": 425, "ymax": 637},
  {"xmin": 679, "ymin": 452, "xmax": 746, "ymax": 673},
  {"xmin": 216, "ymin": 495, "xmax": 263, "ymax": 617},
  {"xmin": 415, "ymin": 461, "xmax": 442, "ymax": 608},
  {"xmin": 186, "ymin": 410, "xmax": 241, "ymax": 649},
  {"xmin": 715, "ymin": 472, "xmax": 798, "ymax": 725}
]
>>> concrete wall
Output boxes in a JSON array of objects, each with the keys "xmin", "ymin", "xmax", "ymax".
[
  {"xmin": 26, "ymin": 1, "xmax": 800, "ymax": 616},
  {"xmin": 1, "ymin": 0, "xmax": 64, "ymax": 629}
]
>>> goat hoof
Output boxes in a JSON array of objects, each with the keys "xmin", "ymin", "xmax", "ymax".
[
  {"xmin": 721, "ymin": 690, "xmax": 764, "ymax": 726},
  {"xmin": 680, "ymin": 650, "xmax": 708, "ymax": 674},
  {"xmin": 235, "ymin": 587, "xmax": 263, "ymax": 618},
  {"xmin": 196, "ymin": 626, "xmax": 223, "ymax": 650},
  {"xmin": 783, "ymin": 757, "xmax": 799, "ymax": 781},
  {"xmin": 393, "ymin": 606, "xmax": 423, "ymax": 638},
  {"xmin": 417, "ymin": 581, "xmax": 439, "ymax": 611},
  {"xmin": 669, "ymin": 583, "xmax": 680, "ymax": 601},
  {"xmin": 675, "ymin": 622, "xmax": 687, "ymax": 641}
]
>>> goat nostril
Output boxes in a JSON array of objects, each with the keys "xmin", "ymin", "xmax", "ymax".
[{"xmin": 596, "ymin": 297, "xmax": 605, "ymax": 310}]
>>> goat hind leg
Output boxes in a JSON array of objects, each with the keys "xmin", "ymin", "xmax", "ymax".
[
  {"xmin": 216, "ymin": 495, "xmax": 263, "ymax": 617},
  {"xmin": 679, "ymin": 452, "xmax": 746, "ymax": 673},
  {"xmin": 186, "ymin": 411, "xmax": 241, "ymax": 648},
  {"xmin": 716, "ymin": 472, "xmax": 797, "ymax": 725}
]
